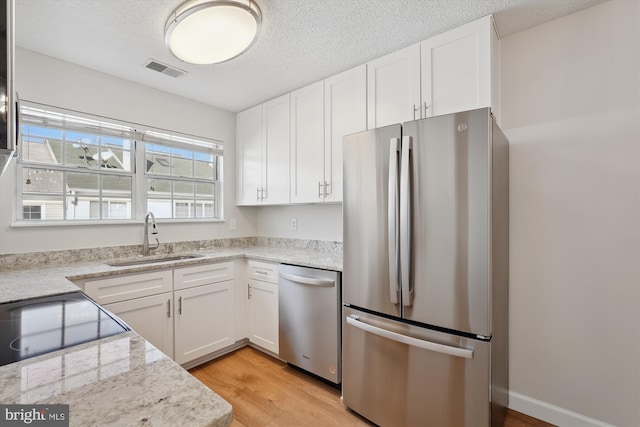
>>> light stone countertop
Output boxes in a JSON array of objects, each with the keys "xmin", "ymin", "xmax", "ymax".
[
  {"xmin": 0, "ymin": 242, "xmax": 342, "ymax": 426},
  {"xmin": 0, "ymin": 331, "xmax": 232, "ymax": 427},
  {"xmin": 0, "ymin": 245, "xmax": 343, "ymax": 304}
]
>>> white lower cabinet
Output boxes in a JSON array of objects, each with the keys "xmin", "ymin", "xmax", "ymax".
[
  {"xmin": 104, "ymin": 292, "xmax": 174, "ymax": 358},
  {"xmin": 83, "ymin": 260, "xmax": 236, "ymax": 366},
  {"xmin": 173, "ymin": 280, "xmax": 235, "ymax": 365},
  {"xmin": 247, "ymin": 260, "xmax": 279, "ymax": 354}
]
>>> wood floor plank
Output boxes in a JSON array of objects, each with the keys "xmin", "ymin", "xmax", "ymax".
[{"xmin": 190, "ymin": 346, "xmax": 554, "ymax": 427}]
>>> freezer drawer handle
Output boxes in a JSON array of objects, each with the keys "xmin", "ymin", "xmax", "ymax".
[
  {"xmin": 279, "ymin": 272, "xmax": 334, "ymax": 287},
  {"xmin": 346, "ymin": 315, "xmax": 473, "ymax": 359}
]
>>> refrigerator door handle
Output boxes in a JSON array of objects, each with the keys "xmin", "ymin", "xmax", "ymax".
[
  {"xmin": 388, "ymin": 138, "xmax": 401, "ymax": 304},
  {"xmin": 346, "ymin": 315, "xmax": 473, "ymax": 359},
  {"xmin": 400, "ymin": 135, "xmax": 413, "ymax": 307},
  {"xmin": 279, "ymin": 271, "xmax": 335, "ymax": 287}
]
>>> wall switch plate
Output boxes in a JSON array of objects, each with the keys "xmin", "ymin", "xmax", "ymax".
[
  {"xmin": 291, "ymin": 218, "xmax": 297, "ymax": 231},
  {"xmin": 229, "ymin": 218, "xmax": 237, "ymax": 230}
]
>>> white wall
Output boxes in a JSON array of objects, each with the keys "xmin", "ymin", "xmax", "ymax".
[
  {"xmin": 0, "ymin": 48, "xmax": 257, "ymax": 254},
  {"xmin": 256, "ymin": 204, "xmax": 342, "ymax": 241},
  {"xmin": 500, "ymin": 1, "xmax": 639, "ymax": 425}
]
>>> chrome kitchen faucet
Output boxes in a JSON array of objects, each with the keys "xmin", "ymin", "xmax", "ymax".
[{"xmin": 143, "ymin": 212, "xmax": 160, "ymax": 256}]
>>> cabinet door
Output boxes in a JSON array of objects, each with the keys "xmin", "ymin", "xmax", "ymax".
[
  {"xmin": 421, "ymin": 15, "xmax": 493, "ymax": 118},
  {"xmin": 262, "ymin": 94, "xmax": 290, "ymax": 205},
  {"xmin": 290, "ymin": 81, "xmax": 325, "ymax": 203},
  {"xmin": 236, "ymin": 104, "xmax": 264, "ymax": 205},
  {"xmin": 174, "ymin": 281, "xmax": 235, "ymax": 365},
  {"xmin": 104, "ymin": 293, "xmax": 174, "ymax": 358},
  {"xmin": 248, "ymin": 279, "xmax": 278, "ymax": 354},
  {"xmin": 324, "ymin": 65, "xmax": 367, "ymax": 202},
  {"xmin": 367, "ymin": 44, "xmax": 421, "ymax": 129}
]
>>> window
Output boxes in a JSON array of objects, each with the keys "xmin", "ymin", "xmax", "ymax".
[
  {"xmin": 23, "ymin": 205, "xmax": 42, "ymax": 220},
  {"xmin": 144, "ymin": 130, "xmax": 222, "ymax": 219},
  {"xmin": 16, "ymin": 102, "xmax": 223, "ymax": 223}
]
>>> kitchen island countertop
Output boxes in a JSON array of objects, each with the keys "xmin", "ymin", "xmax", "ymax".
[{"xmin": 0, "ymin": 331, "xmax": 232, "ymax": 427}]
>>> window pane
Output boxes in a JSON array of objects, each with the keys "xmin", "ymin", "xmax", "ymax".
[
  {"xmin": 23, "ymin": 168, "xmax": 64, "ymax": 194},
  {"xmin": 172, "ymin": 149, "xmax": 193, "ymax": 178},
  {"xmin": 66, "ymin": 173, "xmax": 99, "ymax": 220},
  {"xmin": 103, "ymin": 175, "xmax": 132, "ymax": 220},
  {"xmin": 194, "ymin": 153, "xmax": 215, "ymax": 180},
  {"xmin": 146, "ymin": 144, "xmax": 171, "ymax": 176},
  {"xmin": 173, "ymin": 181, "xmax": 193, "ymax": 199},
  {"xmin": 21, "ymin": 195, "xmax": 64, "ymax": 220},
  {"xmin": 175, "ymin": 202, "xmax": 191, "ymax": 218}
]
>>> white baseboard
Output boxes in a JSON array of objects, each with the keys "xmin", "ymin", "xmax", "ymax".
[{"xmin": 509, "ymin": 391, "xmax": 615, "ymax": 427}]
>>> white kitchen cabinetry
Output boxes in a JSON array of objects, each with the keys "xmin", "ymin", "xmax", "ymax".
[
  {"xmin": 173, "ymin": 262, "xmax": 235, "ymax": 365},
  {"xmin": 247, "ymin": 260, "xmax": 279, "ymax": 354},
  {"xmin": 323, "ymin": 65, "xmax": 367, "ymax": 203},
  {"xmin": 104, "ymin": 293, "xmax": 174, "ymax": 358},
  {"xmin": 367, "ymin": 44, "xmax": 421, "ymax": 129},
  {"xmin": 83, "ymin": 261, "xmax": 236, "ymax": 366},
  {"xmin": 236, "ymin": 94, "xmax": 290, "ymax": 205},
  {"xmin": 85, "ymin": 270, "xmax": 174, "ymax": 357},
  {"xmin": 367, "ymin": 15, "xmax": 498, "ymax": 129},
  {"xmin": 290, "ymin": 81, "xmax": 325, "ymax": 203},
  {"xmin": 421, "ymin": 15, "xmax": 498, "ymax": 119}
]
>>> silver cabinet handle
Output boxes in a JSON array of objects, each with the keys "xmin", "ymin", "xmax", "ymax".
[
  {"xmin": 423, "ymin": 102, "xmax": 429, "ymax": 117},
  {"xmin": 412, "ymin": 104, "xmax": 420, "ymax": 121},
  {"xmin": 178, "ymin": 296, "xmax": 182, "ymax": 315},
  {"xmin": 324, "ymin": 181, "xmax": 330, "ymax": 196},
  {"xmin": 279, "ymin": 271, "xmax": 334, "ymax": 287},
  {"xmin": 256, "ymin": 187, "xmax": 261, "ymax": 201},
  {"xmin": 262, "ymin": 187, "xmax": 267, "ymax": 200},
  {"xmin": 167, "ymin": 299, "xmax": 171, "ymax": 318},
  {"xmin": 388, "ymin": 138, "xmax": 400, "ymax": 304},
  {"xmin": 318, "ymin": 181, "xmax": 323, "ymax": 198},
  {"xmin": 347, "ymin": 315, "xmax": 473, "ymax": 359},
  {"xmin": 400, "ymin": 135, "xmax": 413, "ymax": 307},
  {"xmin": 248, "ymin": 283, "xmax": 252, "ymax": 299}
]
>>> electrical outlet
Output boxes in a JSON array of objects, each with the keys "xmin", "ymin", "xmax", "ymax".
[
  {"xmin": 291, "ymin": 218, "xmax": 297, "ymax": 231},
  {"xmin": 229, "ymin": 218, "xmax": 237, "ymax": 230}
]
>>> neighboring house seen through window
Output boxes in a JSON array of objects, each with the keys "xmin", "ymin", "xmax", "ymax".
[{"xmin": 16, "ymin": 102, "xmax": 223, "ymax": 222}]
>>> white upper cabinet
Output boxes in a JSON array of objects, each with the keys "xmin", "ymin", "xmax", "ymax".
[
  {"xmin": 237, "ymin": 15, "xmax": 498, "ymax": 206},
  {"xmin": 237, "ymin": 94, "xmax": 290, "ymax": 205},
  {"xmin": 421, "ymin": 15, "xmax": 497, "ymax": 119},
  {"xmin": 236, "ymin": 104, "xmax": 262, "ymax": 205},
  {"xmin": 367, "ymin": 44, "xmax": 421, "ymax": 129},
  {"xmin": 324, "ymin": 65, "xmax": 367, "ymax": 203},
  {"xmin": 367, "ymin": 15, "xmax": 498, "ymax": 128},
  {"xmin": 290, "ymin": 81, "xmax": 325, "ymax": 203}
]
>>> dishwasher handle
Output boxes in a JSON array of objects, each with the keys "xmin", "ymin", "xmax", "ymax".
[{"xmin": 279, "ymin": 271, "xmax": 335, "ymax": 287}]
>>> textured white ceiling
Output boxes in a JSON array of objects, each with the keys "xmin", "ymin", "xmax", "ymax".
[{"xmin": 16, "ymin": 0, "xmax": 607, "ymax": 113}]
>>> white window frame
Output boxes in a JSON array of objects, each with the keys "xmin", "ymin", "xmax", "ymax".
[{"xmin": 15, "ymin": 101, "xmax": 224, "ymax": 225}]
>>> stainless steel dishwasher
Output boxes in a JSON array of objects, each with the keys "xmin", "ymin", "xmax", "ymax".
[{"xmin": 278, "ymin": 264, "xmax": 341, "ymax": 384}]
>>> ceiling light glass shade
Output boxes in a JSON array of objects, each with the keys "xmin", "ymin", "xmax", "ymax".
[{"xmin": 165, "ymin": 0, "xmax": 262, "ymax": 65}]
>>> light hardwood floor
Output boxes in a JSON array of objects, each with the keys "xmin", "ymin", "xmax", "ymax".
[{"xmin": 190, "ymin": 347, "xmax": 554, "ymax": 427}]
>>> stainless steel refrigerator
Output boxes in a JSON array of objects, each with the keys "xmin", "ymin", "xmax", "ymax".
[{"xmin": 342, "ymin": 108, "xmax": 509, "ymax": 427}]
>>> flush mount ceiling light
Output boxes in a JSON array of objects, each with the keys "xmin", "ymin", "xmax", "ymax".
[{"xmin": 165, "ymin": 0, "xmax": 262, "ymax": 65}]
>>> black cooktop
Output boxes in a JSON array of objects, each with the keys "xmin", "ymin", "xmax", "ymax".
[{"xmin": 0, "ymin": 292, "xmax": 130, "ymax": 366}]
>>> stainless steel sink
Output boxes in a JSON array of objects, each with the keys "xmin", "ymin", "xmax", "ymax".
[{"xmin": 106, "ymin": 254, "xmax": 201, "ymax": 267}]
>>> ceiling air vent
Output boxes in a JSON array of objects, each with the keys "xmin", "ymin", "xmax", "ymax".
[{"xmin": 143, "ymin": 59, "xmax": 187, "ymax": 78}]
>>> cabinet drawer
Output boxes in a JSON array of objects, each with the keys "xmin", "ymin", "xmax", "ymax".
[
  {"xmin": 247, "ymin": 260, "xmax": 279, "ymax": 284},
  {"xmin": 84, "ymin": 270, "xmax": 173, "ymax": 305},
  {"xmin": 174, "ymin": 261, "xmax": 235, "ymax": 291}
]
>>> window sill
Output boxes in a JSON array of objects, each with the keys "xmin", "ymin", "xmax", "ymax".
[{"xmin": 11, "ymin": 218, "xmax": 226, "ymax": 228}]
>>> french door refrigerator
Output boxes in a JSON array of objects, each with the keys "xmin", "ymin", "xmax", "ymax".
[{"xmin": 342, "ymin": 108, "xmax": 509, "ymax": 427}]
